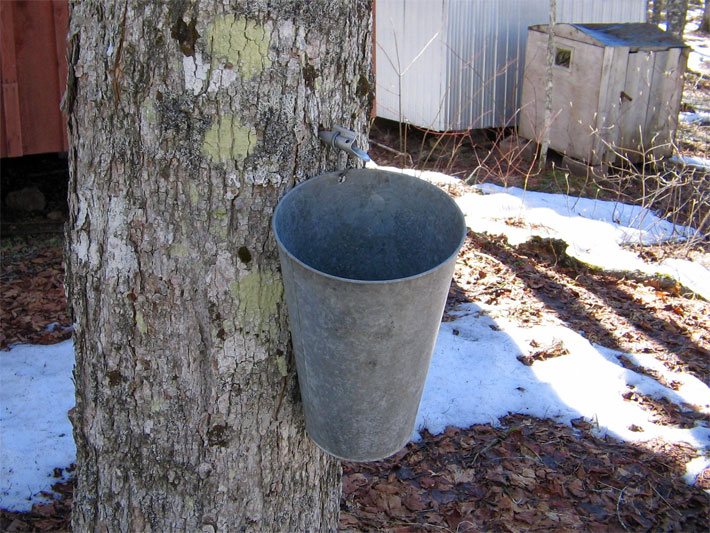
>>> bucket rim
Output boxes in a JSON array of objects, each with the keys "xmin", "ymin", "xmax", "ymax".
[{"xmin": 271, "ymin": 168, "xmax": 467, "ymax": 286}]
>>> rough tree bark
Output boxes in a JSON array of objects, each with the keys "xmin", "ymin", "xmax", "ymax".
[
  {"xmin": 65, "ymin": 1, "xmax": 372, "ymax": 530},
  {"xmin": 538, "ymin": 0, "xmax": 557, "ymax": 169},
  {"xmin": 650, "ymin": 0, "xmax": 665, "ymax": 24},
  {"xmin": 701, "ymin": 0, "xmax": 710, "ymax": 33},
  {"xmin": 666, "ymin": 0, "xmax": 689, "ymax": 37}
]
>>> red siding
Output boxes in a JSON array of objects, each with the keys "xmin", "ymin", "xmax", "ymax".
[{"xmin": 1, "ymin": 0, "xmax": 68, "ymax": 158}]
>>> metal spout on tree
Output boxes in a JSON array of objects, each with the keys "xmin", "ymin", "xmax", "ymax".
[{"xmin": 318, "ymin": 126, "xmax": 371, "ymax": 162}]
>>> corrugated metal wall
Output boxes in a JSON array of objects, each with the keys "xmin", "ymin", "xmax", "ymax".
[
  {"xmin": 375, "ymin": 0, "xmax": 450, "ymax": 130},
  {"xmin": 375, "ymin": 0, "xmax": 647, "ymax": 131}
]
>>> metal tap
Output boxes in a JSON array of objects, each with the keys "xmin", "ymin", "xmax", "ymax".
[{"xmin": 319, "ymin": 126, "xmax": 371, "ymax": 162}]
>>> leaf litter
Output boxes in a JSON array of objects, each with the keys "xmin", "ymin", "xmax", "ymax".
[
  {"xmin": 2, "ymin": 182, "xmax": 709, "ymax": 530},
  {"xmin": 341, "ymin": 420, "xmax": 708, "ymax": 532},
  {"xmin": 1, "ymin": 237, "xmax": 72, "ymax": 350},
  {"xmin": 340, "ymin": 171, "xmax": 708, "ymax": 530}
]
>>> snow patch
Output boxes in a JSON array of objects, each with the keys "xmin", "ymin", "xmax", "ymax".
[
  {"xmin": 453, "ymin": 184, "xmax": 709, "ymax": 299},
  {"xmin": 417, "ymin": 304, "xmax": 710, "ymax": 482},
  {"xmin": 367, "ymin": 162, "xmax": 463, "ymax": 188},
  {"xmin": 670, "ymin": 155, "xmax": 710, "ymax": 172},
  {"xmin": 0, "ymin": 342, "xmax": 75, "ymax": 512},
  {"xmin": 679, "ymin": 111, "xmax": 710, "ymax": 126},
  {"xmin": 684, "ymin": 455, "xmax": 710, "ymax": 485}
]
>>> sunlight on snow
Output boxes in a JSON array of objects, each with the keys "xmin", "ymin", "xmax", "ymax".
[
  {"xmin": 417, "ymin": 304, "xmax": 710, "ymax": 486},
  {"xmin": 2, "ymin": 170, "xmax": 708, "ymax": 511}
]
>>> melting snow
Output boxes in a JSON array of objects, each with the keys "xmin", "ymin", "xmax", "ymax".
[
  {"xmin": 417, "ymin": 303, "xmax": 710, "ymax": 461},
  {"xmin": 679, "ymin": 111, "xmax": 710, "ymax": 126},
  {"xmin": 670, "ymin": 155, "xmax": 710, "ymax": 172},
  {"xmin": 1, "ymin": 341, "xmax": 75, "ymax": 511},
  {"xmin": 2, "ymin": 170, "xmax": 708, "ymax": 511},
  {"xmin": 456, "ymin": 183, "xmax": 709, "ymax": 300}
]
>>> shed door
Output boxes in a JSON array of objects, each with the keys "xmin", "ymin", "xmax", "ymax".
[{"xmin": 618, "ymin": 50, "xmax": 655, "ymax": 158}]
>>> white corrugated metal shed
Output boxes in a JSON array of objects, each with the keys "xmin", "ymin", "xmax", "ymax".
[{"xmin": 375, "ymin": 0, "xmax": 647, "ymax": 131}]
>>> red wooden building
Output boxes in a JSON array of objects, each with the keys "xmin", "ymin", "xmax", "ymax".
[{"xmin": 1, "ymin": 0, "xmax": 68, "ymax": 158}]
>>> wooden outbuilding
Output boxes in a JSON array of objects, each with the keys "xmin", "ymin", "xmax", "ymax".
[
  {"xmin": 1, "ymin": 0, "xmax": 68, "ymax": 158},
  {"xmin": 518, "ymin": 23, "xmax": 688, "ymax": 166}
]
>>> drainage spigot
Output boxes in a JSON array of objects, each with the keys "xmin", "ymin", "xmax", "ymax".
[{"xmin": 319, "ymin": 126, "xmax": 371, "ymax": 162}]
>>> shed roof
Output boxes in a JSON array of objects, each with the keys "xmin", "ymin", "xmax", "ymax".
[
  {"xmin": 530, "ymin": 23, "xmax": 687, "ymax": 51},
  {"xmin": 574, "ymin": 23, "xmax": 686, "ymax": 48}
]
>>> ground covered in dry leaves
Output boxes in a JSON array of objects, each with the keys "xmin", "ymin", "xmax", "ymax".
[
  {"xmin": 339, "ymin": 229, "xmax": 709, "ymax": 532},
  {"xmin": 1, "ymin": 237, "xmax": 71, "ymax": 350},
  {"xmin": 2, "ymin": 217, "xmax": 709, "ymax": 531},
  {"xmin": 342, "ymin": 419, "xmax": 707, "ymax": 532}
]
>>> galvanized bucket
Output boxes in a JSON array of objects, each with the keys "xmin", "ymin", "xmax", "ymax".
[{"xmin": 273, "ymin": 168, "xmax": 466, "ymax": 461}]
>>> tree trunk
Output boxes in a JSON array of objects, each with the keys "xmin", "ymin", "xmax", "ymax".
[
  {"xmin": 651, "ymin": 0, "xmax": 665, "ymax": 24},
  {"xmin": 700, "ymin": 0, "xmax": 710, "ymax": 33},
  {"xmin": 65, "ymin": 1, "xmax": 372, "ymax": 530},
  {"xmin": 665, "ymin": 0, "xmax": 689, "ymax": 38},
  {"xmin": 538, "ymin": 0, "xmax": 557, "ymax": 170}
]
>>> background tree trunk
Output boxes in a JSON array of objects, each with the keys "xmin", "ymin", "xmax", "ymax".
[
  {"xmin": 538, "ymin": 0, "xmax": 557, "ymax": 169},
  {"xmin": 65, "ymin": 1, "xmax": 372, "ymax": 530},
  {"xmin": 700, "ymin": 0, "xmax": 710, "ymax": 33},
  {"xmin": 666, "ymin": 0, "xmax": 689, "ymax": 37},
  {"xmin": 651, "ymin": 0, "xmax": 665, "ymax": 24}
]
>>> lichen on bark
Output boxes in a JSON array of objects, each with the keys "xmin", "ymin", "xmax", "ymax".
[
  {"xmin": 207, "ymin": 15, "xmax": 271, "ymax": 78},
  {"xmin": 229, "ymin": 269, "xmax": 284, "ymax": 337},
  {"xmin": 67, "ymin": 1, "xmax": 372, "ymax": 530},
  {"xmin": 202, "ymin": 114, "xmax": 257, "ymax": 163}
]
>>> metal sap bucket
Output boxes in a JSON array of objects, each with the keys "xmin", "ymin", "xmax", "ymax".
[{"xmin": 273, "ymin": 169, "xmax": 466, "ymax": 461}]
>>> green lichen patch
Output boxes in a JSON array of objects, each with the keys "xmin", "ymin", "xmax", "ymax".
[
  {"xmin": 209, "ymin": 208, "xmax": 230, "ymax": 239},
  {"xmin": 169, "ymin": 243, "xmax": 189, "ymax": 258},
  {"xmin": 229, "ymin": 269, "xmax": 283, "ymax": 336},
  {"xmin": 202, "ymin": 115, "xmax": 256, "ymax": 164},
  {"xmin": 207, "ymin": 15, "xmax": 271, "ymax": 79},
  {"xmin": 212, "ymin": 208, "xmax": 228, "ymax": 220},
  {"xmin": 275, "ymin": 353, "xmax": 288, "ymax": 377},
  {"xmin": 141, "ymin": 99, "xmax": 157, "ymax": 125},
  {"xmin": 135, "ymin": 311, "xmax": 148, "ymax": 335},
  {"xmin": 188, "ymin": 182, "xmax": 200, "ymax": 204},
  {"xmin": 210, "ymin": 224, "xmax": 229, "ymax": 239}
]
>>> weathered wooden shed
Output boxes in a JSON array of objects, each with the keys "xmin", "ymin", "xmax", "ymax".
[{"xmin": 518, "ymin": 23, "xmax": 688, "ymax": 166}]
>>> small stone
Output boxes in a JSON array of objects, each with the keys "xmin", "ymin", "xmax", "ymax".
[
  {"xmin": 47, "ymin": 210, "xmax": 66, "ymax": 222},
  {"xmin": 5, "ymin": 186, "xmax": 46, "ymax": 212},
  {"xmin": 6, "ymin": 519, "xmax": 27, "ymax": 532}
]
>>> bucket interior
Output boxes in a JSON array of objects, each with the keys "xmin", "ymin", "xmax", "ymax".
[{"xmin": 273, "ymin": 169, "xmax": 466, "ymax": 281}]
